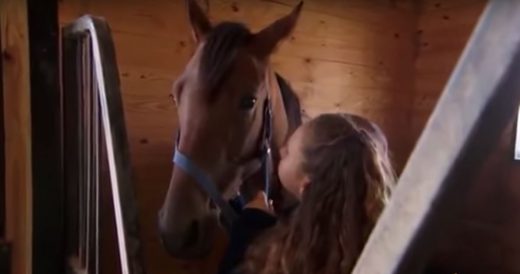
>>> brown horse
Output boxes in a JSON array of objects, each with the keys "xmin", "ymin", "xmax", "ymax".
[{"xmin": 158, "ymin": 0, "xmax": 304, "ymax": 259}]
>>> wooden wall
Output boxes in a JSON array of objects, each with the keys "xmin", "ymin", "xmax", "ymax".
[
  {"xmin": 412, "ymin": 0, "xmax": 486, "ymax": 140},
  {"xmin": 59, "ymin": 0, "xmax": 417, "ymax": 273},
  {"xmin": 1, "ymin": 0, "xmax": 33, "ymax": 273},
  {"xmin": 431, "ymin": 118, "xmax": 520, "ymax": 274}
]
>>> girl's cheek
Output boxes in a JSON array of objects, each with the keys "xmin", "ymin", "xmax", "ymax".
[{"xmin": 279, "ymin": 146, "xmax": 287, "ymax": 159}]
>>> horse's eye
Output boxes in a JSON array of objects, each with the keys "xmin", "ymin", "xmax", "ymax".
[{"xmin": 239, "ymin": 95, "xmax": 257, "ymax": 110}]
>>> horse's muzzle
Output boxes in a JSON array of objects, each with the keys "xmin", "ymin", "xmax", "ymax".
[{"xmin": 158, "ymin": 217, "xmax": 216, "ymax": 259}]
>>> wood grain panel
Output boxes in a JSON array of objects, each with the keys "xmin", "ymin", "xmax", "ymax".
[
  {"xmin": 430, "ymin": 118, "xmax": 520, "ymax": 274},
  {"xmin": 420, "ymin": 0, "xmax": 487, "ymax": 12},
  {"xmin": 1, "ymin": 0, "xmax": 33, "ymax": 273},
  {"xmin": 412, "ymin": 0, "xmax": 486, "ymax": 139}
]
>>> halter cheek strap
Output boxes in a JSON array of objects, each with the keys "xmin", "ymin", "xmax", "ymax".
[
  {"xmin": 261, "ymin": 100, "xmax": 273, "ymax": 203},
  {"xmin": 173, "ymin": 148, "xmax": 238, "ymax": 229}
]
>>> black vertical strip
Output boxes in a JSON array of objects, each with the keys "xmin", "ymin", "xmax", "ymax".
[
  {"xmin": 27, "ymin": 0, "xmax": 65, "ymax": 273},
  {"xmin": 62, "ymin": 33, "xmax": 80, "ymax": 261},
  {"xmin": 0, "ymin": 31, "xmax": 4, "ymax": 238}
]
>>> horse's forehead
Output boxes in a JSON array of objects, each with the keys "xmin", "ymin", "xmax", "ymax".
[
  {"xmin": 217, "ymin": 57, "xmax": 262, "ymax": 95},
  {"xmin": 186, "ymin": 44, "xmax": 259, "ymax": 82},
  {"xmin": 232, "ymin": 51, "xmax": 263, "ymax": 79}
]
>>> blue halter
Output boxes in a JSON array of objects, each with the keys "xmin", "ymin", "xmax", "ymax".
[
  {"xmin": 173, "ymin": 148, "xmax": 238, "ymax": 228},
  {"xmin": 173, "ymin": 99, "xmax": 273, "ymax": 229}
]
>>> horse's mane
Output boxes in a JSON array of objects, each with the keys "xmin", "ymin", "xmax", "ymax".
[
  {"xmin": 200, "ymin": 22, "xmax": 251, "ymax": 99},
  {"xmin": 272, "ymin": 73, "xmax": 303, "ymax": 217}
]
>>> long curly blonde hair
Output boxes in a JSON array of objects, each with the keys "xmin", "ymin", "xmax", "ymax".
[{"xmin": 240, "ymin": 113, "xmax": 396, "ymax": 274}]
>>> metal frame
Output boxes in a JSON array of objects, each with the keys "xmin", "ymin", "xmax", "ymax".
[
  {"xmin": 515, "ymin": 107, "xmax": 520, "ymax": 160},
  {"xmin": 62, "ymin": 15, "xmax": 144, "ymax": 274},
  {"xmin": 0, "ymin": 25, "xmax": 4, "ymax": 240},
  {"xmin": 0, "ymin": 25, "xmax": 6, "ymax": 273},
  {"xmin": 352, "ymin": 2, "xmax": 520, "ymax": 273}
]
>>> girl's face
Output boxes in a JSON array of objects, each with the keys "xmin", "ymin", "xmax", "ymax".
[{"xmin": 277, "ymin": 124, "xmax": 310, "ymax": 199}]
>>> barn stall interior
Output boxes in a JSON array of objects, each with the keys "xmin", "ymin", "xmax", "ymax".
[{"xmin": 2, "ymin": 0, "xmax": 520, "ymax": 273}]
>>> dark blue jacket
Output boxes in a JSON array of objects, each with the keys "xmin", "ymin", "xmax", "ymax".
[{"xmin": 218, "ymin": 208, "xmax": 277, "ymax": 274}]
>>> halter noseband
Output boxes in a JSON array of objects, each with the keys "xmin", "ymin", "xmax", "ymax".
[{"xmin": 173, "ymin": 98, "xmax": 274, "ymax": 230}]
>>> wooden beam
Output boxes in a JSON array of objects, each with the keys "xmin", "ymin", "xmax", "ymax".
[
  {"xmin": 27, "ymin": 0, "xmax": 65, "ymax": 273},
  {"xmin": 0, "ymin": 0, "xmax": 33, "ymax": 273},
  {"xmin": 352, "ymin": 2, "xmax": 520, "ymax": 273}
]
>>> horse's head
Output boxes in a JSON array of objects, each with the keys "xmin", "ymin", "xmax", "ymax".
[{"xmin": 159, "ymin": 0, "xmax": 303, "ymax": 258}]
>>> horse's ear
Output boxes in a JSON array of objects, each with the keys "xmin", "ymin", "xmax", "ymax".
[
  {"xmin": 186, "ymin": 0, "xmax": 211, "ymax": 43},
  {"xmin": 250, "ymin": 1, "xmax": 303, "ymax": 59}
]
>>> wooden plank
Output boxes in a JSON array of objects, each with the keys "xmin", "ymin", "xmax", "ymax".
[
  {"xmin": 429, "ymin": 116, "xmax": 520, "ymax": 274},
  {"xmin": 0, "ymin": 0, "xmax": 33, "ymax": 273},
  {"xmin": 412, "ymin": 0, "xmax": 486, "ymax": 143},
  {"xmin": 352, "ymin": 1, "xmax": 520, "ymax": 273},
  {"xmin": 60, "ymin": 0, "xmax": 415, "ymax": 41},
  {"xmin": 420, "ymin": 0, "xmax": 487, "ymax": 12}
]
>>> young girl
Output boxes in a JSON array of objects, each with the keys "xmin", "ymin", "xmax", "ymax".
[{"xmin": 219, "ymin": 113, "xmax": 396, "ymax": 274}]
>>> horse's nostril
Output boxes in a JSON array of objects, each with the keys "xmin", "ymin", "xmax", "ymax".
[{"xmin": 182, "ymin": 221, "xmax": 200, "ymax": 248}]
